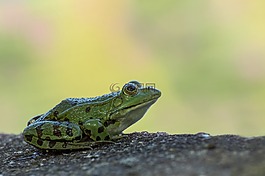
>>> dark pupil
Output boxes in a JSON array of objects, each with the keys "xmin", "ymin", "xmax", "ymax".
[{"xmin": 126, "ymin": 85, "xmax": 135, "ymax": 92}]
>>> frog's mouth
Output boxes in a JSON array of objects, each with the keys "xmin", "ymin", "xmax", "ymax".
[{"xmin": 107, "ymin": 98, "xmax": 158, "ymax": 136}]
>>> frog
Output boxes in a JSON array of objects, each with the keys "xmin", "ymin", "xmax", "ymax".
[{"xmin": 23, "ymin": 80, "xmax": 161, "ymax": 150}]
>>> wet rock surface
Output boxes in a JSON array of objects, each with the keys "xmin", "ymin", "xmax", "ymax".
[{"xmin": 1, "ymin": 132, "xmax": 265, "ymax": 176}]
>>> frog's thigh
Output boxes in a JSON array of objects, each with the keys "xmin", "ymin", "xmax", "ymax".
[
  {"xmin": 23, "ymin": 121, "xmax": 82, "ymax": 142},
  {"xmin": 83, "ymin": 119, "xmax": 110, "ymax": 141}
]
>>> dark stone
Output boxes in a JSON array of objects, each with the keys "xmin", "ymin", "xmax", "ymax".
[{"xmin": 1, "ymin": 133, "xmax": 265, "ymax": 176}]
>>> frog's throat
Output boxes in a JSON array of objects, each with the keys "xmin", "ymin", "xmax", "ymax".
[
  {"xmin": 107, "ymin": 98, "xmax": 158, "ymax": 135},
  {"xmin": 109, "ymin": 95, "xmax": 159, "ymax": 119}
]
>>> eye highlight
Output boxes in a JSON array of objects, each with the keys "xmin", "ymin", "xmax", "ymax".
[
  {"xmin": 122, "ymin": 83, "xmax": 138, "ymax": 96},
  {"xmin": 128, "ymin": 80, "xmax": 142, "ymax": 88}
]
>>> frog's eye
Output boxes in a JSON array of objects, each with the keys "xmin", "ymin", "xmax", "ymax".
[
  {"xmin": 128, "ymin": 80, "xmax": 142, "ymax": 88},
  {"xmin": 122, "ymin": 83, "xmax": 138, "ymax": 96}
]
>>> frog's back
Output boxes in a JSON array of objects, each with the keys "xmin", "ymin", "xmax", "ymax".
[
  {"xmin": 37, "ymin": 99, "xmax": 76, "ymax": 121},
  {"xmin": 38, "ymin": 92, "xmax": 119, "ymax": 121},
  {"xmin": 66, "ymin": 91, "xmax": 119, "ymax": 105}
]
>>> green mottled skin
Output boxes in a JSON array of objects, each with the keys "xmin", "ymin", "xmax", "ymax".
[{"xmin": 23, "ymin": 81, "xmax": 161, "ymax": 150}]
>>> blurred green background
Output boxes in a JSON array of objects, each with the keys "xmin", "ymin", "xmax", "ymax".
[{"xmin": 1, "ymin": 1, "xmax": 265, "ymax": 136}]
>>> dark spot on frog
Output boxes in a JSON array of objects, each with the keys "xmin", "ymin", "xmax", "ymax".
[
  {"xmin": 62, "ymin": 142, "xmax": 67, "ymax": 148},
  {"xmin": 53, "ymin": 125, "xmax": 62, "ymax": 137},
  {"xmin": 103, "ymin": 120, "xmax": 116, "ymax": 127},
  {"xmin": 24, "ymin": 135, "xmax": 33, "ymax": 142},
  {"xmin": 36, "ymin": 125, "xmax": 43, "ymax": 138},
  {"xmin": 78, "ymin": 121, "xmax": 83, "ymax": 125},
  {"xmin": 79, "ymin": 135, "xmax": 92, "ymax": 142},
  {"xmin": 85, "ymin": 129, "xmax": 92, "ymax": 136},
  {"xmin": 64, "ymin": 117, "xmax": 70, "ymax": 122},
  {"xmin": 53, "ymin": 111, "xmax": 59, "ymax": 117},
  {"xmin": 97, "ymin": 126, "xmax": 104, "ymax": 133},
  {"xmin": 37, "ymin": 139, "xmax": 43, "ymax": 146},
  {"xmin": 104, "ymin": 135, "xmax": 110, "ymax": 140},
  {"xmin": 45, "ymin": 136, "xmax": 51, "ymax": 140},
  {"xmin": 75, "ymin": 135, "xmax": 81, "ymax": 141},
  {"xmin": 85, "ymin": 107, "xmax": 91, "ymax": 113},
  {"xmin": 49, "ymin": 141, "xmax": 56, "ymax": 148},
  {"xmin": 96, "ymin": 136, "xmax": 101, "ymax": 141},
  {"xmin": 66, "ymin": 127, "xmax": 73, "ymax": 137}
]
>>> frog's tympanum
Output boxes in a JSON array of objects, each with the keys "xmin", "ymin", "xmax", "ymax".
[{"xmin": 23, "ymin": 81, "xmax": 161, "ymax": 150}]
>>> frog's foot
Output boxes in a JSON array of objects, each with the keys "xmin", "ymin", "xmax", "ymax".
[{"xmin": 111, "ymin": 133, "xmax": 128, "ymax": 140}]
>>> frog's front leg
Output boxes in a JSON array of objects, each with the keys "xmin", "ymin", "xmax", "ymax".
[
  {"xmin": 23, "ymin": 121, "xmax": 82, "ymax": 150},
  {"xmin": 82, "ymin": 119, "xmax": 111, "ymax": 142}
]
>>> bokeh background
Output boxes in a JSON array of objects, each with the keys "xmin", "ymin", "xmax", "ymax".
[{"xmin": 1, "ymin": 1, "xmax": 265, "ymax": 136}]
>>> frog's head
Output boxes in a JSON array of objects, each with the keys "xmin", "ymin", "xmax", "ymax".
[{"xmin": 107, "ymin": 81, "xmax": 161, "ymax": 136}]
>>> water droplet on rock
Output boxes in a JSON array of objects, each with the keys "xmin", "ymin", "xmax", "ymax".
[{"xmin": 196, "ymin": 132, "xmax": 211, "ymax": 139}]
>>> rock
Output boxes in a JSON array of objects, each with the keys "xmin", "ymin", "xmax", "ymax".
[{"xmin": 1, "ymin": 132, "xmax": 265, "ymax": 176}]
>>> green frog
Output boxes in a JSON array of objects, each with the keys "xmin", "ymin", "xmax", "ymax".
[{"xmin": 23, "ymin": 81, "xmax": 161, "ymax": 150}]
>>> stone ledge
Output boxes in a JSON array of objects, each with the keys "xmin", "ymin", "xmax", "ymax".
[{"xmin": 1, "ymin": 132, "xmax": 265, "ymax": 176}]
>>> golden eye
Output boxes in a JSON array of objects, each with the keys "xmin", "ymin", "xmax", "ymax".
[
  {"xmin": 128, "ymin": 80, "xmax": 142, "ymax": 88},
  {"xmin": 122, "ymin": 83, "xmax": 138, "ymax": 96}
]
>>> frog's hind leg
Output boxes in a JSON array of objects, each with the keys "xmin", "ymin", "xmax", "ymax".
[{"xmin": 23, "ymin": 121, "xmax": 83, "ymax": 150}]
